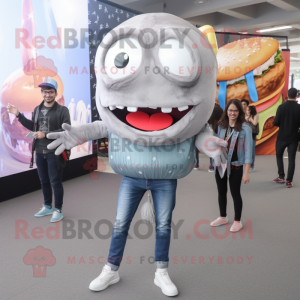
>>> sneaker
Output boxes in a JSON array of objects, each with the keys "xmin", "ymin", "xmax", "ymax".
[
  {"xmin": 230, "ymin": 221, "xmax": 243, "ymax": 232},
  {"xmin": 154, "ymin": 268, "xmax": 178, "ymax": 297},
  {"xmin": 286, "ymin": 181, "xmax": 293, "ymax": 188},
  {"xmin": 89, "ymin": 265, "xmax": 120, "ymax": 292},
  {"xmin": 50, "ymin": 209, "xmax": 63, "ymax": 223},
  {"xmin": 250, "ymin": 167, "xmax": 255, "ymax": 172},
  {"xmin": 34, "ymin": 205, "xmax": 54, "ymax": 217},
  {"xmin": 273, "ymin": 177, "xmax": 285, "ymax": 184},
  {"xmin": 210, "ymin": 216, "xmax": 229, "ymax": 227},
  {"xmin": 194, "ymin": 165, "xmax": 199, "ymax": 170},
  {"xmin": 208, "ymin": 167, "xmax": 214, "ymax": 172}
]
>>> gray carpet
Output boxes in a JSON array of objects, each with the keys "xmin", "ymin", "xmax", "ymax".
[{"xmin": 1, "ymin": 153, "xmax": 300, "ymax": 300}]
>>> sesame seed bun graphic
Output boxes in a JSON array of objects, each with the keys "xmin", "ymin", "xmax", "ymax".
[
  {"xmin": 217, "ymin": 38, "xmax": 279, "ymax": 81},
  {"xmin": 215, "ymin": 37, "xmax": 286, "ymax": 154}
]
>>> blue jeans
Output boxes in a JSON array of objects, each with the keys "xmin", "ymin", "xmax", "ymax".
[
  {"xmin": 106, "ymin": 176, "xmax": 177, "ymax": 271},
  {"xmin": 251, "ymin": 138, "xmax": 256, "ymax": 168},
  {"xmin": 35, "ymin": 152, "xmax": 64, "ymax": 210},
  {"xmin": 209, "ymin": 157, "xmax": 214, "ymax": 169}
]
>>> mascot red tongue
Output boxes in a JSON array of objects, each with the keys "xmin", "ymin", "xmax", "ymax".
[{"xmin": 126, "ymin": 111, "xmax": 173, "ymax": 131}]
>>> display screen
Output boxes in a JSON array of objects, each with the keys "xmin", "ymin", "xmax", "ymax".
[
  {"xmin": 0, "ymin": 0, "xmax": 91, "ymax": 177},
  {"xmin": 87, "ymin": 0, "xmax": 137, "ymax": 122}
]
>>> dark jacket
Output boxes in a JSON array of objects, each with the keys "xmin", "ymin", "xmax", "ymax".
[
  {"xmin": 17, "ymin": 101, "xmax": 71, "ymax": 169},
  {"xmin": 273, "ymin": 100, "xmax": 300, "ymax": 141}
]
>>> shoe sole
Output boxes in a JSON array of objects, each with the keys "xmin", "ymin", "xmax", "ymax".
[
  {"xmin": 35, "ymin": 212, "xmax": 54, "ymax": 217},
  {"xmin": 50, "ymin": 216, "xmax": 64, "ymax": 223},
  {"xmin": 208, "ymin": 170, "xmax": 214, "ymax": 172},
  {"xmin": 273, "ymin": 180, "xmax": 285, "ymax": 184},
  {"xmin": 89, "ymin": 276, "xmax": 120, "ymax": 292},
  {"xmin": 154, "ymin": 278, "xmax": 178, "ymax": 297}
]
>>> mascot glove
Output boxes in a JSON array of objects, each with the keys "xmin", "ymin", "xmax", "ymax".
[
  {"xmin": 47, "ymin": 122, "xmax": 108, "ymax": 155},
  {"xmin": 201, "ymin": 136, "xmax": 228, "ymax": 167},
  {"xmin": 46, "ymin": 123, "xmax": 86, "ymax": 155}
]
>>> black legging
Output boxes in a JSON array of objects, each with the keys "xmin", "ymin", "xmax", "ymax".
[
  {"xmin": 195, "ymin": 146, "xmax": 199, "ymax": 167},
  {"xmin": 215, "ymin": 165, "xmax": 243, "ymax": 221}
]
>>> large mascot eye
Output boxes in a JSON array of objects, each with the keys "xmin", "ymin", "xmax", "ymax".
[
  {"xmin": 114, "ymin": 53, "xmax": 129, "ymax": 68},
  {"xmin": 105, "ymin": 38, "xmax": 142, "ymax": 79},
  {"xmin": 158, "ymin": 39, "xmax": 193, "ymax": 76}
]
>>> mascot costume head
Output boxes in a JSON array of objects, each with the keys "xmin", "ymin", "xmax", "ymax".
[{"xmin": 95, "ymin": 13, "xmax": 217, "ymax": 145}]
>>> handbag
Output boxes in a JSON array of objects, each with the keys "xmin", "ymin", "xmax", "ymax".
[{"xmin": 62, "ymin": 149, "xmax": 71, "ymax": 161}]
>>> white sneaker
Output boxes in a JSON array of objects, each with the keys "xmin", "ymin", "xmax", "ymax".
[
  {"xmin": 230, "ymin": 221, "xmax": 243, "ymax": 232},
  {"xmin": 154, "ymin": 268, "xmax": 178, "ymax": 297},
  {"xmin": 250, "ymin": 168, "xmax": 255, "ymax": 172},
  {"xmin": 89, "ymin": 264, "xmax": 120, "ymax": 291},
  {"xmin": 210, "ymin": 216, "xmax": 229, "ymax": 227}
]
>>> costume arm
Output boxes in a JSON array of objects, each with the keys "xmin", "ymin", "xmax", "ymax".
[
  {"xmin": 47, "ymin": 121, "xmax": 108, "ymax": 155},
  {"xmin": 195, "ymin": 124, "xmax": 228, "ymax": 166}
]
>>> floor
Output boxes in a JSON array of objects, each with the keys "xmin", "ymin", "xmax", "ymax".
[{"xmin": 0, "ymin": 153, "xmax": 299, "ymax": 300}]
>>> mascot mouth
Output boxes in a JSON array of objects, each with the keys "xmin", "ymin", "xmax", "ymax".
[{"xmin": 107, "ymin": 106, "xmax": 194, "ymax": 131}]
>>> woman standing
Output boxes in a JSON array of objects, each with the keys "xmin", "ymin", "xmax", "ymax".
[
  {"xmin": 210, "ymin": 99, "xmax": 253, "ymax": 232},
  {"xmin": 245, "ymin": 106, "xmax": 259, "ymax": 172}
]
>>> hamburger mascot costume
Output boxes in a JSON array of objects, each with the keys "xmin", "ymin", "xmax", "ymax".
[
  {"xmin": 216, "ymin": 37, "xmax": 285, "ymax": 154},
  {"xmin": 47, "ymin": 14, "xmax": 228, "ymax": 296}
]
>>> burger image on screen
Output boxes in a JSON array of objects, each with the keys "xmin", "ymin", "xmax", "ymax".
[
  {"xmin": 0, "ymin": 69, "xmax": 64, "ymax": 163},
  {"xmin": 215, "ymin": 37, "xmax": 285, "ymax": 153}
]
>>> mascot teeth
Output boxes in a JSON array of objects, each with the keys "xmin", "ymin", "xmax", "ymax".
[
  {"xmin": 178, "ymin": 106, "xmax": 189, "ymax": 112},
  {"xmin": 127, "ymin": 107, "xmax": 138, "ymax": 112},
  {"xmin": 161, "ymin": 107, "xmax": 172, "ymax": 113},
  {"xmin": 108, "ymin": 106, "xmax": 191, "ymax": 113}
]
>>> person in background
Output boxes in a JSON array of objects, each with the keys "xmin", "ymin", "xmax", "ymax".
[
  {"xmin": 6, "ymin": 78, "xmax": 71, "ymax": 221},
  {"xmin": 273, "ymin": 88, "xmax": 300, "ymax": 188},
  {"xmin": 207, "ymin": 103, "xmax": 223, "ymax": 172},
  {"xmin": 194, "ymin": 145, "xmax": 200, "ymax": 169},
  {"xmin": 241, "ymin": 99, "xmax": 249, "ymax": 113},
  {"xmin": 245, "ymin": 106, "xmax": 259, "ymax": 172},
  {"xmin": 210, "ymin": 99, "xmax": 252, "ymax": 232}
]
